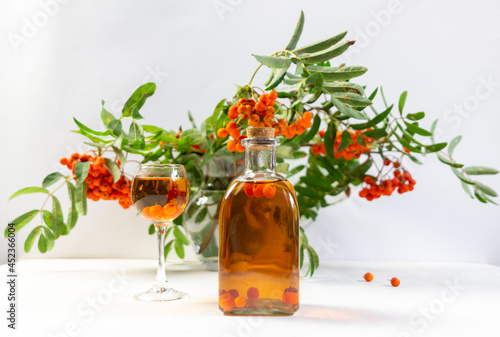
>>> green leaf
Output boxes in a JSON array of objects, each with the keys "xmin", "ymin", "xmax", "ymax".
[
  {"xmin": 331, "ymin": 92, "xmax": 372, "ymax": 108},
  {"xmin": 174, "ymin": 239, "xmax": 185, "ymax": 259},
  {"xmin": 73, "ymin": 118, "xmax": 111, "ymax": 137},
  {"xmin": 9, "ymin": 187, "xmax": 49, "ymax": 200},
  {"xmin": 5, "ymin": 210, "xmax": 39, "ymax": 237},
  {"xmin": 187, "ymin": 110, "xmax": 197, "ymax": 128},
  {"xmin": 66, "ymin": 182, "xmax": 78, "ymax": 230},
  {"xmin": 24, "ymin": 226, "xmax": 43, "ymax": 252},
  {"xmin": 368, "ymin": 87, "xmax": 378, "ymax": 101},
  {"xmin": 461, "ymin": 181, "xmax": 474, "ymax": 198},
  {"xmin": 148, "ymin": 224, "xmax": 155, "ymax": 235},
  {"xmin": 131, "ymin": 107, "xmax": 144, "ymax": 120},
  {"xmin": 323, "ymin": 121, "xmax": 336, "ymax": 158},
  {"xmin": 305, "ymin": 72, "xmax": 323, "ymax": 91},
  {"xmin": 252, "ymin": 55, "xmax": 292, "ymax": 69},
  {"xmin": 112, "ymin": 147, "xmax": 126, "ymax": 165},
  {"xmin": 104, "ymin": 158, "xmax": 122, "ymax": 184},
  {"xmin": 265, "ymin": 68, "xmax": 288, "ymax": 90},
  {"xmin": 51, "ymin": 195, "xmax": 64, "ymax": 238},
  {"xmin": 464, "ymin": 166, "xmax": 499, "ymax": 175},
  {"xmin": 195, "ymin": 207, "xmax": 208, "ymax": 224},
  {"xmin": 128, "ymin": 120, "xmax": 143, "ymax": 144},
  {"xmin": 407, "ymin": 112, "xmax": 425, "ymax": 121},
  {"xmin": 474, "ymin": 190, "xmax": 488, "ymax": 203},
  {"xmin": 75, "ymin": 182, "xmax": 88, "ymax": 215},
  {"xmin": 437, "ymin": 153, "xmax": 464, "ymax": 168},
  {"xmin": 38, "ymin": 233, "xmax": 48, "ymax": 253},
  {"xmin": 307, "ymin": 65, "xmax": 367, "ymax": 81},
  {"xmin": 42, "ymin": 172, "xmax": 65, "ymax": 189},
  {"xmin": 101, "ymin": 103, "xmax": 115, "ymax": 127},
  {"xmin": 425, "ymin": 143, "xmax": 447, "ymax": 153},
  {"xmin": 485, "ymin": 195, "xmax": 499, "ymax": 205},
  {"xmin": 107, "ymin": 119, "xmax": 122, "ymax": 137},
  {"xmin": 285, "ymin": 10, "xmax": 304, "ymax": 51},
  {"xmin": 302, "ymin": 114, "xmax": 321, "ymax": 143},
  {"xmin": 122, "ymin": 82, "xmax": 156, "ymax": 117},
  {"xmin": 276, "ymin": 145, "xmax": 296, "ymax": 159},
  {"xmin": 293, "ymin": 30, "xmax": 347, "ymax": 54},
  {"xmin": 42, "ymin": 227, "xmax": 55, "ymax": 251},
  {"xmin": 323, "ymin": 82, "xmax": 365, "ymax": 95},
  {"xmin": 351, "ymin": 159, "xmax": 373, "ymax": 178},
  {"xmin": 448, "ymin": 135, "xmax": 462, "ymax": 156},
  {"xmin": 277, "ymin": 162, "xmax": 290, "ymax": 175},
  {"xmin": 42, "ymin": 210, "xmax": 52, "ymax": 228},
  {"xmin": 174, "ymin": 226, "xmax": 190, "ymax": 245},
  {"xmin": 338, "ymin": 130, "xmax": 351, "ymax": 152},
  {"xmin": 430, "ymin": 119, "xmax": 439, "ymax": 144},
  {"xmin": 398, "ymin": 91, "xmax": 408, "ymax": 115},
  {"xmin": 474, "ymin": 182, "xmax": 497, "ymax": 197},
  {"xmin": 331, "ymin": 97, "xmax": 368, "ymax": 120},
  {"xmin": 300, "ymin": 244, "xmax": 305, "ymax": 269},
  {"xmin": 75, "ymin": 161, "xmax": 90, "ymax": 185},
  {"xmin": 452, "ymin": 168, "xmax": 476, "ymax": 185},
  {"xmin": 164, "ymin": 240, "xmax": 174, "ymax": 259},
  {"xmin": 350, "ymin": 105, "xmax": 393, "ymax": 130},
  {"xmin": 405, "ymin": 123, "xmax": 433, "ymax": 137},
  {"xmin": 362, "ymin": 128, "xmax": 387, "ymax": 139},
  {"xmin": 300, "ymin": 41, "xmax": 351, "ymax": 64}
]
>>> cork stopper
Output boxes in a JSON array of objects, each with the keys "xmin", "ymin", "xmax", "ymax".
[{"xmin": 246, "ymin": 127, "xmax": 275, "ymax": 138}]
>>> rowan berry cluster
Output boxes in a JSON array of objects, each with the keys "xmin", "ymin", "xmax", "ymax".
[
  {"xmin": 218, "ymin": 286, "xmax": 298, "ymax": 311},
  {"xmin": 359, "ymin": 168, "xmax": 416, "ymax": 201},
  {"xmin": 311, "ymin": 129, "xmax": 374, "ymax": 160},
  {"xmin": 60, "ymin": 153, "xmax": 132, "ymax": 209},
  {"xmin": 217, "ymin": 90, "xmax": 313, "ymax": 152}
]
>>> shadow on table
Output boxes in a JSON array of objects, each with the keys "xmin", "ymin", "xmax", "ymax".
[{"xmin": 293, "ymin": 303, "xmax": 396, "ymax": 323}]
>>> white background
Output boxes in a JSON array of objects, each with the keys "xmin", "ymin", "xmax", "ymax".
[{"xmin": 1, "ymin": 0, "xmax": 499, "ymax": 266}]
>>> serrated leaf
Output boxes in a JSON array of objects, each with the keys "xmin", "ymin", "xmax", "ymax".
[
  {"xmin": 448, "ymin": 135, "xmax": 462, "ymax": 156},
  {"xmin": 285, "ymin": 10, "xmax": 304, "ymax": 51},
  {"xmin": 398, "ymin": 91, "xmax": 408, "ymax": 115},
  {"xmin": 293, "ymin": 30, "xmax": 347, "ymax": 54},
  {"xmin": 464, "ymin": 166, "xmax": 499, "ymax": 175},
  {"xmin": 104, "ymin": 158, "xmax": 122, "ymax": 184},
  {"xmin": 25, "ymin": 226, "xmax": 43, "ymax": 252},
  {"xmin": 51, "ymin": 195, "xmax": 64, "ymax": 238},
  {"xmin": 75, "ymin": 182, "xmax": 88, "ymax": 215},
  {"xmin": 253, "ymin": 55, "xmax": 292, "ymax": 68},
  {"xmin": 122, "ymin": 82, "xmax": 156, "ymax": 117},
  {"xmin": 437, "ymin": 153, "xmax": 464, "ymax": 168},
  {"xmin": 75, "ymin": 161, "xmax": 90, "ymax": 185},
  {"xmin": 174, "ymin": 226, "xmax": 190, "ymax": 245},
  {"xmin": 300, "ymin": 41, "xmax": 351, "ymax": 64},
  {"xmin": 5, "ymin": 210, "xmax": 39, "ymax": 237},
  {"xmin": 42, "ymin": 172, "xmax": 65, "ymax": 189},
  {"xmin": 9, "ymin": 187, "xmax": 49, "ymax": 200}
]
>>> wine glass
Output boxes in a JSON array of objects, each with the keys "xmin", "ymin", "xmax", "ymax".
[{"xmin": 131, "ymin": 163, "xmax": 190, "ymax": 301}]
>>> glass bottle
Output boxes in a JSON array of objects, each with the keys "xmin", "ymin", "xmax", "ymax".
[{"xmin": 218, "ymin": 127, "xmax": 299, "ymax": 315}]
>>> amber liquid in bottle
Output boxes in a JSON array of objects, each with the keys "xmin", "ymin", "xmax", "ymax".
[{"xmin": 219, "ymin": 129, "xmax": 299, "ymax": 315}]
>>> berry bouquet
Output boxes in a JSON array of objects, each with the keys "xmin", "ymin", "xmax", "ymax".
[{"xmin": 6, "ymin": 12, "xmax": 497, "ymax": 275}]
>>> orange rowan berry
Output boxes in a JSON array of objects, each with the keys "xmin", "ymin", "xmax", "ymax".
[
  {"xmin": 234, "ymin": 296, "xmax": 246, "ymax": 308},
  {"xmin": 393, "ymin": 161, "xmax": 400, "ymax": 168},
  {"xmin": 244, "ymin": 183, "xmax": 254, "ymax": 198},
  {"xmin": 252, "ymin": 184, "xmax": 265, "ymax": 198},
  {"xmin": 296, "ymin": 126, "xmax": 305, "ymax": 135},
  {"xmin": 71, "ymin": 153, "xmax": 80, "ymax": 160},
  {"xmin": 219, "ymin": 293, "xmax": 235, "ymax": 310},
  {"xmin": 85, "ymin": 176, "xmax": 93, "ymax": 184},
  {"xmin": 60, "ymin": 157, "xmax": 68, "ymax": 165},
  {"xmin": 263, "ymin": 183, "xmax": 276, "ymax": 199},
  {"xmin": 278, "ymin": 118, "xmax": 287, "ymax": 128},
  {"xmin": 303, "ymin": 111, "xmax": 313, "ymax": 121},
  {"xmin": 230, "ymin": 128, "xmax": 241, "ymax": 140},
  {"xmin": 228, "ymin": 106, "xmax": 239, "ymax": 119},
  {"xmin": 237, "ymin": 98, "xmax": 247, "ymax": 106},
  {"xmin": 391, "ymin": 277, "xmax": 400, "ymax": 287},
  {"xmin": 296, "ymin": 118, "xmax": 305, "ymax": 127},
  {"xmin": 364, "ymin": 272, "xmax": 374, "ymax": 282},
  {"xmin": 226, "ymin": 140, "xmax": 237, "ymax": 152},
  {"xmin": 384, "ymin": 158, "xmax": 391, "ymax": 166},
  {"xmin": 164, "ymin": 202, "xmax": 177, "ymax": 216},
  {"xmin": 217, "ymin": 128, "xmax": 229, "ymax": 138},
  {"xmin": 268, "ymin": 90, "xmax": 278, "ymax": 100},
  {"xmin": 282, "ymin": 291, "xmax": 299, "ymax": 306},
  {"xmin": 318, "ymin": 130, "xmax": 326, "ymax": 138},
  {"xmin": 235, "ymin": 142, "xmax": 245, "ymax": 153},
  {"xmin": 311, "ymin": 145, "xmax": 321, "ymax": 155},
  {"xmin": 226, "ymin": 121, "xmax": 238, "ymax": 132}
]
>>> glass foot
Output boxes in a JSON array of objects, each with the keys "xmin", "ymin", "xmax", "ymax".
[{"xmin": 134, "ymin": 287, "xmax": 189, "ymax": 302}]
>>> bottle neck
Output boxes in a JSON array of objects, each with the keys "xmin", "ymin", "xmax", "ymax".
[{"xmin": 242, "ymin": 138, "xmax": 279, "ymax": 174}]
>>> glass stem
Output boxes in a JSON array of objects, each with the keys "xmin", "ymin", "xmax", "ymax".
[{"xmin": 154, "ymin": 224, "xmax": 168, "ymax": 288}]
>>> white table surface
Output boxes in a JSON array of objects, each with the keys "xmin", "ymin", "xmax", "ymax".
[{"xmin": 2, "ymin": 259, "xmax": 500, "ymax": 337}]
